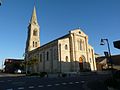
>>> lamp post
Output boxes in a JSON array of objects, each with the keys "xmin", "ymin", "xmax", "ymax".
[{"xmin": 100, "ymin": 39, "xmax": 113, "ymax": 69}]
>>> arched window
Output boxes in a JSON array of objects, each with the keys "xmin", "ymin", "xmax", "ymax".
[
  {"xmin": 89, "ymin": 49, "xmax": 90, "ymax": 52},
  {"xmin": 40, "ymin": 54, "xmax": 42, "ymax": 62},
  {"xmin": 46, "ymin": 52, "xmax": 49, "ymax": 61},
  {"xmin": 82, "ymin": 41, "xmax": 85, "ymax": 51},
  {"xmin": 35, "ymin": 42, "xmax": 37, "ymax": 47},
  {"xmin": 80, "ymin": 40, "xmax": 82, "ymax": 50},
  {"xmin": 77, "ymin": 40, "xmax": 79, "ymax": 50},
  {"xmin": 65, "ymin": 44, "xmax": 68, "ymax": 50},
  {"xmin": 33, "ymin": 30, "xmax": 37, "ymax": 36},
  {"xmin": 33, "ymin": 41, "xmax": 34, "ymax": 47},
  {"xmin": 54, "ymin": 49, "xmax": 56, "ymax": 60},
  {"xmin": 66, "ymin": 56, "xmax": 68, "ymax": 62},
  {"xmin": 89, "ymin": 58, "xmax": 91, "ymax": 63}
]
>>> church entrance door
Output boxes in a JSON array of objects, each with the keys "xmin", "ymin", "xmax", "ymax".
[{"xmin": 79, "ymin": 57, "xmax": 83, "ymax": 71}]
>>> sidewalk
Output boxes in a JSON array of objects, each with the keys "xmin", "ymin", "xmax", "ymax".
[{"xmin": 0, "ymin": 73, "xmax": 25, "ymax": 77}]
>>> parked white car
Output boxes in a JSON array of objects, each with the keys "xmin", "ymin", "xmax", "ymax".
[{"xmin": 14, "ymin": 69, "xmax": 22, "ymax": 74}]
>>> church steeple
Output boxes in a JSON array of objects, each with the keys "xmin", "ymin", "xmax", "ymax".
[
  {"xmin": 25, "ymin": 6, "xmax": 40, "ymax": 53},
  {"xmin": 30, "ymin": 6, "xmax": 38, "ymax": 24}
]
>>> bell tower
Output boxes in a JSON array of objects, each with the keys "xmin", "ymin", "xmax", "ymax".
[{"xmin": 25, "ymin": 6, "xmax": 40, "ymax": 52}]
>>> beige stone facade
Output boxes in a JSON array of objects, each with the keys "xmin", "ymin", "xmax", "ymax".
[
  {"xmin": 25, "ymin": 6, "xmax": 40, "ymax": 52},
  {"xmin": 25, "ymin": 6, "xmax": 97, "ymax": 73}
]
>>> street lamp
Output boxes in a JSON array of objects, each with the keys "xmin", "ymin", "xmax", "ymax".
[{"xmin": 100, "ymin": 39, "xmax": 113, "ymax": 69}]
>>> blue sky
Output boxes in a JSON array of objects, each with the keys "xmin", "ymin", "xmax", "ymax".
[{"xmin": 0, "ymin": 0, "xmax": 120, "ymax": 69}]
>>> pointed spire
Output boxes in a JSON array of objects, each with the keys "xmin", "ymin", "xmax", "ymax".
[{"xmin": 30, "ymin": 6, "xmax": 38, "ymax": 24}]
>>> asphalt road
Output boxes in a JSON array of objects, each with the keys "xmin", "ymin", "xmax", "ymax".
[{"xmin": 0, "ymin": 74, "xmax": 110, "ymax": 90}]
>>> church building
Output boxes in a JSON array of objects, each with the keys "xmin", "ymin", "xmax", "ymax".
[{"xmin": 25, "ymin": 6, "xmax": 97, "ymax": 73}]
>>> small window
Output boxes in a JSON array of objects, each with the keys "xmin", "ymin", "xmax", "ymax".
[
  {"xmin": 89, "ymin": 49, "xmax": 90, "ymax": 52},
  {"xmin": 66, "ymin": 56, "xmax": 68, "ymax": 62},
  {"xmin": 33, "ymin": 41, "xmax": 34, "ymax": 47},
  {"xmin": 40, "ymin": 54, "xmax": 42, "ymax": 62},
  {"xmin": 89, "ymin": 58, "xmax": 91, "ymax": 63},
  {"xmin": 35, "ymin": 42, "xmax": 37, "ymax": 47},
  {"xmin": 54, "ymin": 49, "xmax": 56, "ymax": 60},
  {"xmin": 82, "ymin": 41, "xmax": 85, "ymax": 51},
  {"xmin": 65, "ymin": 44, "xmax": 68, "ymax": 50},
  {"xmin": 33, "ymin": 30, "xmax": 37, "ymax": 36},
  {"xmin": 46, "ymin": 52, "xmax": 49, "ymax": 61},
  {"xmin": 79, "ymin": 31, "xmax": 81, "ymax": 34},
  {"xmin": 80, "ymin": 40, "xmax": 82, "ymax": 50}
]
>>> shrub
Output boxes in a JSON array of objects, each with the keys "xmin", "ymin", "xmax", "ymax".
[
  {"xmin": 29, "ymin": 73, "xmax": 39, "ymax": 76},
  {"xmin": 40, "ymin": 72, "xmax": 48, "ymax": 77},
  {"xmin": 62, "ymin": 73, "xmax": 67, "ymax": 77}
]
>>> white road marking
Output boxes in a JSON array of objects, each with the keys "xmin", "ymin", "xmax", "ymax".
[
  {"xmin": 62, "ymin": 83, "xmax": 67, "ymax": 85},
  {"xmin": 75, "ymin": 82, "xmax": 79, "ymax": 84},
  {"xmin": 47, "ymin": 85, "xmax": 52, "ymax": 87},
  {"xmin": 69, "ymin": 82, "xmax": 73, "ymax": 84},
  {"xmin": 81, "ymin": 81, "xmax": 85, "ymax": 83},
  {"xmin": 55, "ymin": 84, "xmax": 60, "ymax": 86},
  {"xmin": 28, "ymin": 86, "xmax": 34, "ymax": 88},
  {"xmin": 12, "ymin": 82, "xmax": 25, "ymax": 84},
  {"xmin": 6, "ymin": 89, "xmax": 13, "ymax": 90},
  {"xmin": 18, "ymin": 87, "xmax": 24, "ymax": 89},
  {"xmin": 38, "ymin": 85, "xmax": 44, "ymax": 87}
]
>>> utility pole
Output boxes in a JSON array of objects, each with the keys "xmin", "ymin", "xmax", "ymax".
[{"xmin": 100, "ymin": 39, "xmax": 113, "ymax": 69}]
